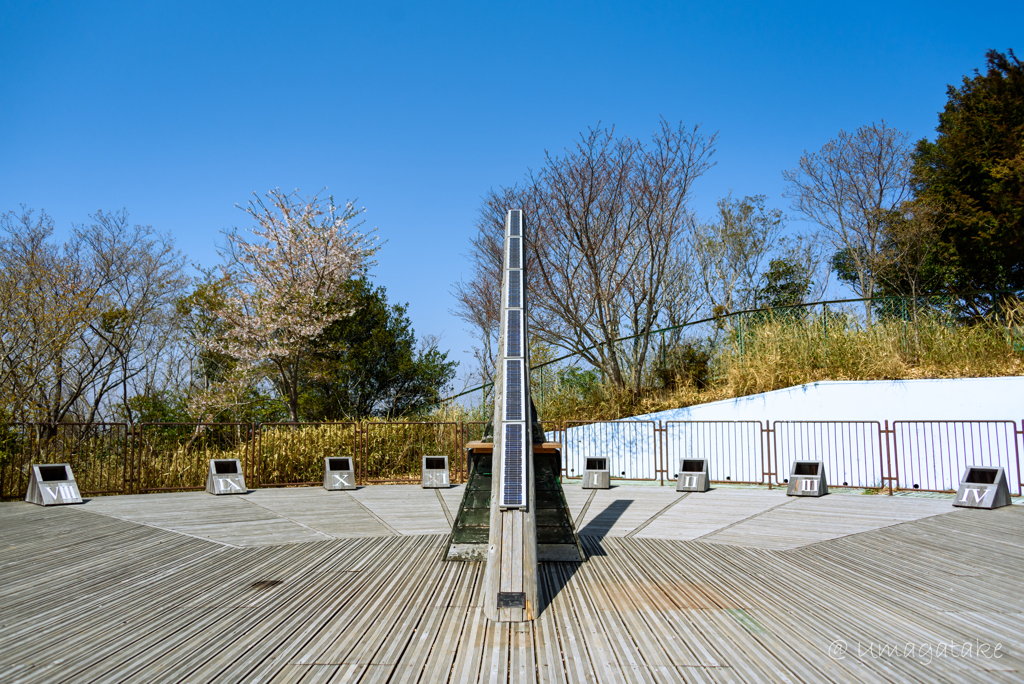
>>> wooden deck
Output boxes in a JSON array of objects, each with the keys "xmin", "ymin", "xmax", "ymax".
[{"xmin": 1, "ymin": 485, "xmax": 1022, "ymax": 682}]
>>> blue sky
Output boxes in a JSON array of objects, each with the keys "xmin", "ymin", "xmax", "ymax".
[{"xmin": 1, "ymin": 0, "xmax": 1020, "ymax": 389}]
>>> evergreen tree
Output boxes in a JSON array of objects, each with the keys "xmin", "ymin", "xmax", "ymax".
[
  {"xmin": 299, "ymin": 277, "xmax": 457, "ymax": 420},
  {"xmin": 913, "ymin": 49, "xmax": 1024, "ymax": 312}
]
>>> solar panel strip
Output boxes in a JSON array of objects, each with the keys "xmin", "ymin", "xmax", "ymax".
[
  {"xmin": 496, "ymin": 209, "xmax": 529, "ymax": 510},
  {"xmin": 502, "ymin": 423, "xmax": 524, "ymax": 507},
  {"xmin": 506, "ymin": 310, "xmax": 521, "ymax": 357},
  {"xmin": 505, "ymin": 360, "xmax": 522, "ymax": 421},
  {"xmin": 508, "ymin": 270, "xmax": 520, "ymax": 308}
]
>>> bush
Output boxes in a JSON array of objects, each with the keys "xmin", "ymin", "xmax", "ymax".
[{"xmin": 656, "ymin": 340, "xmax": 714, "ymax": 391}]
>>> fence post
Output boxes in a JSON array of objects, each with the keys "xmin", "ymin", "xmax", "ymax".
[
  {"xmin": 656, "ymin": 420, "xmax": 664, "ymax": 486},
  {"xmin": 252, "ymin": 423, "xmax": 260, "ymax": 489},
  {"xmin": 124, "ymin": 424, "xmax": 132, "ymax": 496},
  {"xmin": 763, "ymin": 421, "xmax": 773, "ymax": 489},
  {"xmin": 882, "ymin": 420, "xmax": 895, "ymax": 495},
  {"xmin": 1017, "ymin": 420, "xmax": 1024, "ymax": 497},
  {"xmin": 355, "ymin": 422, "xmax": 362, "ymax": 486},
  {"xmin": 132, "ymin": 424, "xmax": 141, "ymax": 495}
]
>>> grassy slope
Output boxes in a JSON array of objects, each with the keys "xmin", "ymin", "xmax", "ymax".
[{"xmin": 509, "ymin": 309, "xmax": 1024, "ymax": 423}]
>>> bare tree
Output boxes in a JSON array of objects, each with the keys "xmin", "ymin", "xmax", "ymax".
[
  {"xmin": 77, "ymin": 211, "xmax": 191, "ymax": 424},
  {"xmin": 639, "ymin": 229, "xmax": 705, "ymax": 372},
  {"xmin": 195, "ymin": 189, "xmax": 379, "ymax": 422},
  {"xmin": 453, "ymin": 121, "xmax": 715, "ymax": 392},
  {"xmin": 783, "ymin": 121, "xmax": 914, "ymax": 322},
  {"xmin": 0, "ymin": 207, "xmax": 188, "ymax": 426},
  {"xmin": 874, "ymin": 200, "xmax": 943, "ymax": 346},
  {"xmin": 693, "ymin": 194, "xmax": 787, "ymax": 320},
  {"xmin": 0, "ymin": 209, "xmax": 90, "ymax": 420}
]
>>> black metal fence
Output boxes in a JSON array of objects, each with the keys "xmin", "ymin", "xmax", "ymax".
[{"xmin": 2, "ymin": 418, "xmax": 1021, "ymax": 500}]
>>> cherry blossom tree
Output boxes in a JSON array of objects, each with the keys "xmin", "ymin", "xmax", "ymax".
[{"xmin": 199, "ymin": 189, "xmax": 379, "ymax": 422}]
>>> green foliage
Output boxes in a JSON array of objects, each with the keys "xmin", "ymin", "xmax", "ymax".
[
  {"xmin": 113, "ymin": 389, "xmax": 286, "ymax": 426},
  {"xmin": 755, "ymin": 257, "xmax": 813, "ymax": 309},
  {"xmin": 656, "ymin": 340, "xmax": 714, "ymax": 391},
  {"xmin": 114, "ymin": 391, "xmax": 192, "ymax": 425},
  {"xmin": 556, "ymin": 367, "xmax": 602, "ymax": 400},
  {"xmin": 695, "ymin": 193, "xmax": 787, "ymax": 315},
  {"xmin": 830, "ymin": 247, "xmax": 871, "ymax": 293},
  {"xmin": 299, "ymin": 277, "xmax": 457, "ymax": 420},
  {"xmin": 176, "ymin": 281, "xmax": 237, "ymax": 386},
  {"xmin": 0, "ymin": 418, "xmax": 23, "ymax": 475},
  {"xmin": 527, "ymin": 343, "xmax": 602, "ymax": 418},
  {"xmin": 912, "ymin": 49, "xmax": 1024, "ymax": 305}
]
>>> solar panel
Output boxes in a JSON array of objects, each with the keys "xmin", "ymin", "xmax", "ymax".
[
  {"xmin": 506, "ymin": 310, "xmax": 521, "ymax": 357},
  {"xmin": 505, "ymin": 360, "xmax": 522, "ymax": 421},
  {"xmin": 497, "ymin": 209, "xmax": 529, "ymax": 510},
  {"xmin": 507, "ymin": 270, "xmax": 520, "ymax": 307},
  {"xmin": 501, "ymin": 424, "xmax": 524, "ymax": 507}
]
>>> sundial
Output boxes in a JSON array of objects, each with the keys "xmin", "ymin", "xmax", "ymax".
[{"xmin": 443, "ymin": 209, "xmax": 583, "ymax": 622}]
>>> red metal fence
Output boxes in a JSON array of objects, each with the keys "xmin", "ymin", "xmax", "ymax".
[
  {"xmin": 2, "ymin": 419, "xmax": 1022, "ymax": 500},
  {"xmin": 0, "ymin": 423, "xmax": 131, "ymax": 498},
  {"xmin": 664, "ymin": 421, "xmax": 766, "ymax": 484}
]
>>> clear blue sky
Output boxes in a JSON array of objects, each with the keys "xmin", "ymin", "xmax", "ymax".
[{"xmin": 2, "ymin": 0, "xmax": 1020, "ymax": 389}]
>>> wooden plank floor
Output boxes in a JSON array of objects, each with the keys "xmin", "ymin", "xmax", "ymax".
[
  {"xmin": 76, "ymin": 485, "xmax": 969, "ymax": 549},
  {"xmin": 2, "ymin": 491, "xmax": 1022, "ymax": 682}
]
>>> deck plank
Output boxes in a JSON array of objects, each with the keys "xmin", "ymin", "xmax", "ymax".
[{"xmin": 2, "ymin": 489, "xmax": 1023, "ymax": 684}]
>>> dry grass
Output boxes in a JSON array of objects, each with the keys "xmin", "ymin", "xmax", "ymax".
[
  {"xmin": 720, "ymin": 309, "xmax": 1024, "ymax": 396},
  {"xmin": 133, "ymin": 419, "xmax": 468, "ymax": 490},
  {"xmin": 507, "ymin": 306, "xmax": 1024, "ymax": 423}
]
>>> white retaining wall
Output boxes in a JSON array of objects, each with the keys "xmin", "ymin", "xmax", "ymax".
[
  {"xmin": 553, "ymin": 378, "xmax": 1024, "ymax": 491},
  {"xmin": 627, "ymin": 377, "xmax": 1024, "ymax": 424}
]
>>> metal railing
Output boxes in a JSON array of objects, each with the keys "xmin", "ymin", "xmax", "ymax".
[
  {"xmin": 2, "ymin": 418, "xmax": 1022, "ymax": 499},
  {"xmin": 890, "ymin": 421, "xmax": 1022, "ymax": 493},
  {"xmin": 133, "ymin": 423, "xmax": 254, "ymax": 494},
  {"xmin": 0, "ymin": 423, "xmax": 131, "ymax": 497},
  {"xmin": 555, "ymin": 420, "xmax": 662, "ymax": 480},
  {"xmin": 772, "ymin": 421, "xmax": 887, "ymax": 489},
  {"xmin": 664, "ymin": 421, "xmax": 766, "ymax": 485},
  {"xmin": 257, "ymin": 422, "xmax": 357, "ymax": 488}
]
